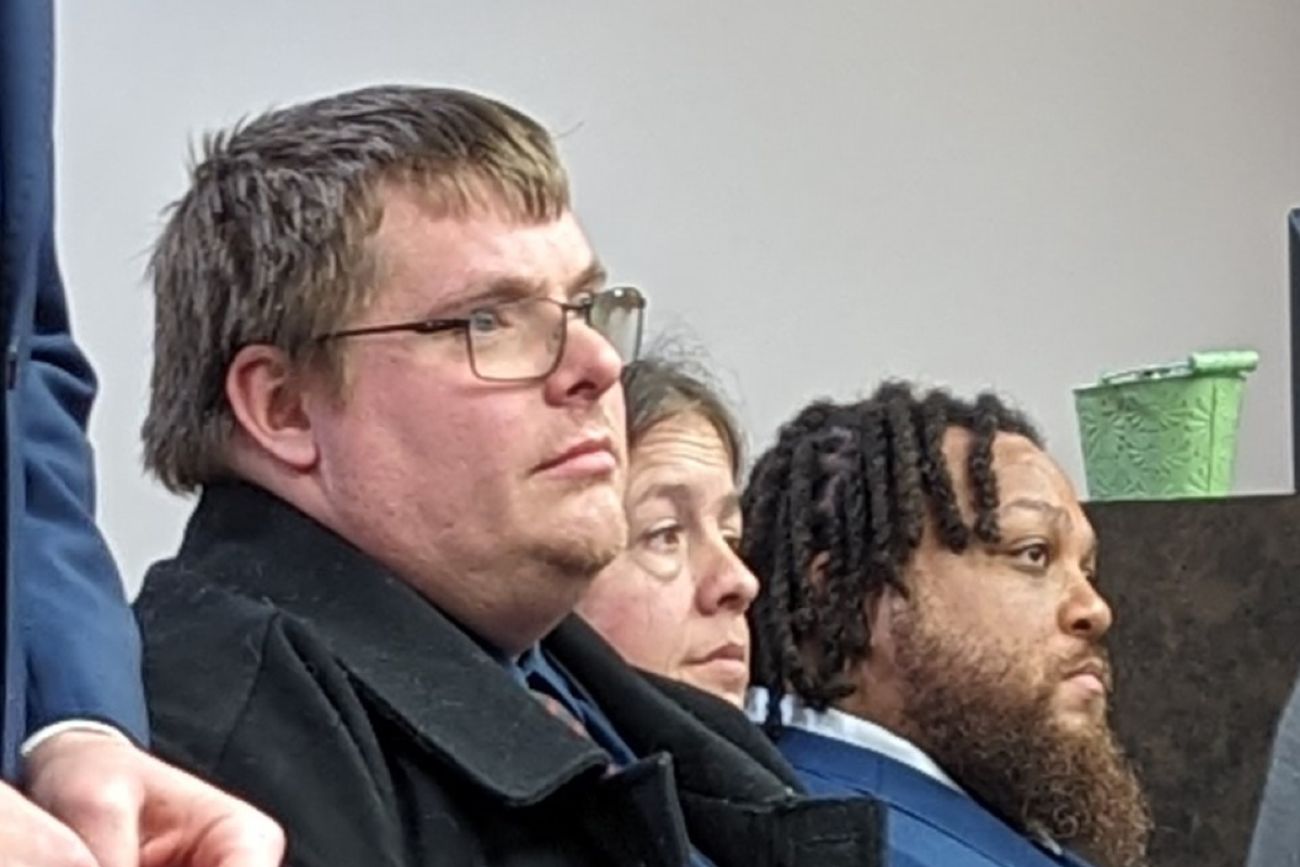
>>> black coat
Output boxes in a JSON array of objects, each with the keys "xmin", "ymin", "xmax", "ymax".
[{"xmin": 136, "ymin": 483, "xmax": 882, "ymax": 867}]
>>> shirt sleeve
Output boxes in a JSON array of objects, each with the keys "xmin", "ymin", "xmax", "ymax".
[{"xmin": 20, "ymin": 718, "xmax": 131, "ymax": 759}]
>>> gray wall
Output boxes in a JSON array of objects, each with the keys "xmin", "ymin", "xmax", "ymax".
[{"xmin": 55, "ymin": 1, "xmax": 1300, "ymax": 593}]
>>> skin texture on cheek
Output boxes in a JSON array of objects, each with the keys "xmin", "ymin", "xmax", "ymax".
[
  {"xmin": 304, "ymin": 199, "xmax": 629, "ymax": 652},
  {"xmin": 909, "ymin": 430, "xmax": 1107, "ymax": 725},
  {"xmin": 577, "ymin": 569, "xmax": 690, "ymax": 676},
  {"xmin": 578, "ymin": 413, "xmax": 753, "ymax": 705},
  {"xmin": 910, "ymin": 551, "xmax": 1053, "ymax": 691}
]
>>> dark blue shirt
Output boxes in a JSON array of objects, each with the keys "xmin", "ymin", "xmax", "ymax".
[
  {"xmin": 517, "ymin": 646, "xmax": 638, "ymax": 766},
  {"xmin": 511, "ymin": 645, "xmax": 717, "ymax": 867}
]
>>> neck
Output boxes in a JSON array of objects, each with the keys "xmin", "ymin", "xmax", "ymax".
[
  {"xmin": 440, "ymin": 567, "xmax": 586, "ymax": 657},
  {"xmin": 832, "ymin": 662, "xmax": 908, "ymax": 734}
]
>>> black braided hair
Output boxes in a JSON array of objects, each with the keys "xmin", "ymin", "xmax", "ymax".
[{"xmin": 741, "ymin": 381, "xmax": 1041, "ymax": 734}]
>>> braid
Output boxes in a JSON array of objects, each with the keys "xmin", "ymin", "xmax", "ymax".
[
  {"xmin": 742, "ymin": 400, "xmax": 837, "ymax": 732},
  {"xmin": 882, "ymin": 386, "xmax": 926, "ymax": 558},
  {"xmin": 968, "ymin": 393, "xmax": 1004, "ymax": 543},
  {"xmin": 991, "ymin": 398, "xmax": 1044, "ymax": 446},
  {"xmin": 744, "ymin": 382, "xmax": 1038, "ymax": 730},
  {"xmin": 857, "ymin": 405, "xmax": 894, "ymax": 575},
  {"xmin": 743, "ymin": 440, "xmax": 799, "ymax": 731},
  {"xmin": 918, "ymin": 391, "xmax": 970, "ymax": 550},
  {"xmin": 740, "ymin": 449, "xmax": 788, "ymax": 588},
  {"xmin": 785, "ymin": 436, "xmax": 823, "ymax": 635}
]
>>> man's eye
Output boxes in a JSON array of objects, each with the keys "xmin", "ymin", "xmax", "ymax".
[
  {"xmin": 1010, "ymin": 543, "xmax": 1050, "ymax": 569},
  {"xmin": 467, "ymin": 308, "xmax": 505, "ymax": 333}
]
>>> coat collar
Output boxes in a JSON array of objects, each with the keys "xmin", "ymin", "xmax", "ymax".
[
  {"xmin": 546, "ymin": 614, "xmax": 802, "ymax": 803},
  {"xmin": 179, "ymin": 481, "xmax": 610, "ymax": 806}
]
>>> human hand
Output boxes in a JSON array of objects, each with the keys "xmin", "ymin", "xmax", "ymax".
[
  {"xmin": 24, "ymin": 730, "xmax": 284, "ymax": 867},
  {"xmin": 0, "ymin": 777, "xmax": 99, "ymax": 867}
]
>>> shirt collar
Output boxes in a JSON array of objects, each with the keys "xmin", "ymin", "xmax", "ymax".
[
  {"xmin": 746, "ymin": 688, "xmax": 1065, "ymax": 857},
  {"xmin": 746, "ymin": 688, "xmax": 962, "ymax": 791}
]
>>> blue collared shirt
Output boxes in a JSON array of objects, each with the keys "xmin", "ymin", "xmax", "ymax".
[
  {"xmin": 510, "ymin": 645, "xmax": 716, "ymax": 867},
  {"xmin": 516, "ymin": 645, "xmax": 638, "ymax": 767}
]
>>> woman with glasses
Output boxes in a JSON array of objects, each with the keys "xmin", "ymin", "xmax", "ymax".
[{"xmin": 577, "ymin": 353, "xmax": 760, "ymax": 707}]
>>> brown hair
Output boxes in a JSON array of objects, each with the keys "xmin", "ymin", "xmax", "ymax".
[
  {"xmin": 621, "ymin": 353, "xmax": 744, "ymax": 478},
  {"xmin": 143, "ymin": 85, "xmax": 570, "ymax": 492}
]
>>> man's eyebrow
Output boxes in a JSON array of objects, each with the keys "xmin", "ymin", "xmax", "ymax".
[
  {"xmin": 1001, "ymin": 498, "xmax": 1098, "ymax": 570},
  {"xmin": 1000, "ymin": 498, "xmax": 1066, "ymax": 520},
  {"xmin": 566, "ymin": 260, "xmax": 607, "ymax": 297},
  {"xmin": 441, "ymin": 276, "xmax": 540, "ymax": 313},
  {"xmin": 435, "ymin": 259, "xmax": 607, "ymax": 315}
]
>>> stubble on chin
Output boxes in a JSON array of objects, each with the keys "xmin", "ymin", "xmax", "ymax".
[{"xmin": 530, "ymin": 483, "xmax": 628, "ymax": 581}]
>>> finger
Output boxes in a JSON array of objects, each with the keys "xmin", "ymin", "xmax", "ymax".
[
  {"xmin": 0, "ymin": 781, "xmax": 100, "ymax": 867},
  {"xmin": 134, "ymin": 761, "xmax": 285, "ymax": 867},
  {"xmin": 194, "ymin": 809, "xmax": 286, "ymax": 867},
  {"xmin": 140, "ymin": 799, "xmax": 285, "ymax": 867},
  {"xmin": 53, "ymin": 775, "xmax": 143, "ymax": 867}
]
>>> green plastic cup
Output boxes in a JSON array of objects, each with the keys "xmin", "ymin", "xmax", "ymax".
[{"xmin": 1073, "ymin": 350, "xmax": 1258, "ymax": 501}]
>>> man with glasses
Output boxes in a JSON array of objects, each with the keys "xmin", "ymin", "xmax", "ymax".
[{"xmin": 134, "ymin": 85, "xmax": 881, "ymax": 867}]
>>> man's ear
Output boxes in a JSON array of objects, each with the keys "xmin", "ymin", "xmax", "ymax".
[
  {"xmin": 866, "ymin": 582, "xmax": 907, "ymax": 658},
  {"xmin": 809, "ymin": 550, "xmax": 903, "ymax": 655},
  {"xmin": 225, "ymin": 345, "xmax": 320, "ymax": 472},
  {"xmin": 807, "ymin": 551, "xmax": 831, "ymax": 589}
]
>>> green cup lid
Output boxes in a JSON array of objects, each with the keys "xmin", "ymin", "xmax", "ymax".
[
  {"xmin": 1075, "ymin": 349, "xmax": 1259, "ymax": 390},
  {"xmin": 1187, "ymin": 350, "xmax": 1260, "ymax": 375}
]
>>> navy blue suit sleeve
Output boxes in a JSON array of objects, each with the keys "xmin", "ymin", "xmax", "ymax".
[{"xmin": 17, "ymin": 227, "xmax": 148, "ymax": 744}]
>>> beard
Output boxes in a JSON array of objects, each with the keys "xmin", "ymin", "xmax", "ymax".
[{"xmin": 890, "ymin": 602, "xmax": 1153, "ymax": 867}]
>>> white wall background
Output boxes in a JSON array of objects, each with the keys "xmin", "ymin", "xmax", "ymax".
[{"xmin": 55, "ymin": 1, "xmax": 1300, "ymax": 594}]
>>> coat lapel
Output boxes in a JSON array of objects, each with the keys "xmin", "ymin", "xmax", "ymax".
[{"xmin": 178, "ymin": 482, "xmax": 610, "ymax": 806}]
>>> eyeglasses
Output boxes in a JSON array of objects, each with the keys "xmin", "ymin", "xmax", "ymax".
[{"xmin": 315, "ymin": 285, "xmax": 646, "ymax": 383}]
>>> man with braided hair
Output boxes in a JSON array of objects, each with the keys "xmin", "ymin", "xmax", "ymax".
[{"xmin": 743, "ymin": 382, "xmax": 1153, "ymax": 867}]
